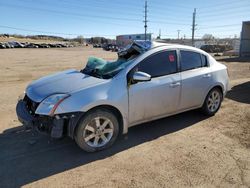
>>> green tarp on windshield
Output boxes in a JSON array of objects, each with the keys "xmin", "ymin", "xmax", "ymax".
[{"xmin": 86, "ymin": 56, "xmax": 127, "ymax": 75}]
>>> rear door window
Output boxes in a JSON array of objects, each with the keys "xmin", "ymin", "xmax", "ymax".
[{"xmin": 180, "ymin": 50, "xmax": 202, "ymax": 71}]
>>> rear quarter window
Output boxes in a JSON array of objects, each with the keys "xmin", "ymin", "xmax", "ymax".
[{"xmin": 201, "ymin": 54, "xmax": 208, "ymax": 67}]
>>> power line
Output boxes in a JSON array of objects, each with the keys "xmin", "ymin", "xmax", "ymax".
[
  {"xmin": 25, "ymin": 0, "xmax": 194, "ymax": 23},
  {"xmin": 71, "ymin": 0, "xmax": 144, "ymax": 10},
  {"xmin": 0, "ymin": 25, "xmax": 116, "ymax": 37},
  {"xmin": 150, "ymin": 20, "xmax": 190, "ymax": 26},
  {"xmin": 197, "ymin": 13, "xmax": 250, "ymax": 23},
  {"xmin": 0, "ymin": 2, "xmax": 141, "ymax": 22},
  {"xmin": 0, "ymin": 1, "xmax": 244, "ymax": 39},
  {"xmin": 150, "ymin": 15, "xmax": 191, "ymax": 22},
  {"xmin": 147, "ymin": 3, "xmax": 192, "ymax": 10},
  {"xmin": 144, "ymin": 0, "xmax": 193, "ymax": 9},
  {"xmin": 199, "ymin": 5, "xmax": 250, "ymax": 14},
  {"xmin": 20, "ymin": 0, "xmax": 194, "ymax": 24},
  {"xmin": 29, "ymin": 0, "xmax": 145, "ymax": 12},
  {"xmin": 148, "ymin": 7, "xmax": 246, "ymax": 23},
  {"xmin": 198, "ymin": 6, "xmax": 250, "ymax": 17},
  {"xmin": 198, "ymin": 0, "xmax": 250, "ymax": 9},
  {"xmin": 0, "ymin": 2, "xmax": 192, "ymax": 26},
  {"xmin": 20, "ymin": 0, "xmax": 144, "ymax": 17},
  {"xmin": 108, "ymin": 0, "xmax": 193, "ymax": 9},
  {"xmin": 198, "ymin": 24, "xmax": 241, "ymax": 30}
]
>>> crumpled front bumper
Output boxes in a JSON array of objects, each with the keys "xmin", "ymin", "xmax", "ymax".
[
  {"xmin": 16, "ymin": 99, "xmax": 83, "ymax": 139},
  {"xmin": 16, "ymin": 100, "xmax": 35, "ymax": 128},
  {"xmin": 16, "ymin": 100, "xmax": 64, "ymax": 138}
]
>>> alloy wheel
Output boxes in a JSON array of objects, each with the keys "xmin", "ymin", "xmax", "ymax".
[
  {"xmin": 207, "ymin": 90, "xmax": 221, "ymax": 112},
  {"xmin": 83, "ymin": 117, "xmax": 114, "ymax": 148}
]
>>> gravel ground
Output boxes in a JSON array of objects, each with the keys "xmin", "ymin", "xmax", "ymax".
[{"xmin": 0, "ymin": 47, "xmax": 249, "ymax": 187}]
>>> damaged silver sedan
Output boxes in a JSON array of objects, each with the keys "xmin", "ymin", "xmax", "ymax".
[{"xmin": 16, "ymin": 41, "xmax": 229, "ymax": 152}]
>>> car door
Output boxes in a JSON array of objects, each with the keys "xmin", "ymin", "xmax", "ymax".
[
  {"xmin": 179, "ymin": 50, "xmax": 212, "ymax": 110},
  {"xmin": 128, "ymin": 50, "xmax": 181, "ymax": 125}
]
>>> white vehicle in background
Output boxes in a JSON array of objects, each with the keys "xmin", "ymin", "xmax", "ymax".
[{"xmin": 16, "ymin": 41, "xmax": 229, "ymax": 152}]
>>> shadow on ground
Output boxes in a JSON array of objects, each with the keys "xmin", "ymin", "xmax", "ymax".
[
  {"xmin": 0, "ymin": 110, "xmax": 207, "ymax": 187},
  {"xmin": 226, "ymin": 81, "xmax": 250, "ymax": 104},
  {"xmin": 217, "ymin": 57, "xmax": 250, "ymax": 63}
]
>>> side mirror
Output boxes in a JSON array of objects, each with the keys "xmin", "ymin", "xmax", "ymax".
[{"xmin": 132, "ymin": 71, "xmax": 151, "ymax": 82}]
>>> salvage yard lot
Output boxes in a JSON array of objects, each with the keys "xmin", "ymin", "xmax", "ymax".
[{"xmin": 0, "ymin": 47, "xmax": 249, "ymax": 187}]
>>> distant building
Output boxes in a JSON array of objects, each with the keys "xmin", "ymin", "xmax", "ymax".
[
  {"xmin": 116, "ymin": 33, "xmax": 152, "ymax": 47},
  {"xmin": 240, "ymin": 21, "xmax": 250, "ymax": 57},
  {"xmin": 232, "ymin": 39, "xmax": 240, "ymax": 52}
]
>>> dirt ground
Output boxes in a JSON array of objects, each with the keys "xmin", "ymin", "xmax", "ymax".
[{"xmin": 0, "ymin": 47, "xmax": 249, "ymax": 188}]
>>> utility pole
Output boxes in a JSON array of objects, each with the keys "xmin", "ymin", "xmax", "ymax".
[
  {"xmin": 177, "ymin": 30, "xmax": 181, "ymax": 40},
  {"xmin": 191, "ymin": 8, "xmax": 196, "ymax": 46},
  {"xmin": 143, "ymin": 0, "xmax": 148, "ymax": 41},
  {"xmin": 158, "ymin": 29, "xmax": 161, "ymax": 39}
]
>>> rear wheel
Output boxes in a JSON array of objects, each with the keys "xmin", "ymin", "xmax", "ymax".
[
  {"xmin": 75, "ymin": 109, "xmax": 119, "ymax": 152},
  {"xmin": 202, "ymin": 87, "xmax": 222, "ymax": 116}
]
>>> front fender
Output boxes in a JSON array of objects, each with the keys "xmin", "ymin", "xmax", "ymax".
[{"xmin": 54, "ymin": 78, "xmax": 129, "ymax": 134}]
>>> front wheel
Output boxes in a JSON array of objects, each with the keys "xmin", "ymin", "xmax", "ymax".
[
  {"xmin": 75, "ymin": 109, "xmax": 119, "ymax": 152},
  {"xmin": 202, "ymin": 88, "xmax": 222, "ymax": 116}
]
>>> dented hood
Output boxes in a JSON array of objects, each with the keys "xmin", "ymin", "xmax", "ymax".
[{"xmin": 26, "ymin": 69, "xmax": 107, "ymax": 102}]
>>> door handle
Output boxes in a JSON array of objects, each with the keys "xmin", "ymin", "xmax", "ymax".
[
  {"xmin": 203, "ymin": 73, "xmax": 211, "ymax": 78},
  {"xmin": 170, "ymin": 82, "xmax": 181, "ymax": 88}
]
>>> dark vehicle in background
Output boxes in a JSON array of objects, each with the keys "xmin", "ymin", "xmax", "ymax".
[
  {"xmin": 26, "ymin": 43, "xmax": 39, "ymax": 48},
  {"xmin": 48, "ymin": 44, "xmax": 57, "ymax": 48},
  {"xmin": 59, "ymin": 44, "xmax": 67, "ymax": 48},
  {"xmin": 0, "ymin": 42, "xmax": 6, "ymax": 49},
  {"xmin": 0, "ymin": 41, "xmax": 75, "ymax": 49},
  {"xmin": 102, "ymin": 44, "xmax": 119, "ymax": 52},
  {"xmin": 102, "ymin": 44, "xmax": 113, "ymax": 51},
  {"xmin": 93, "ymin": 44, "xmax": 102, "ymax": 48},
  {"xmin": 102, "ymin": 43, "xmax": 109, "ymax": 50},
  {"xmin": 4, "ymin": 43, "xmax": 14, "ymax": 48},
  {"xmin": 111, "ymin": 44, "xmax": 119, "ymax": 52},
  {"xmin": 8, "ymin": 41, "xmax": 25, "ymax": 48},
  {"xmin": 37, "ymin": 43, "xmax": 50, "ymax": 48},
  {"xmin": 200, "ymin": 44, "xmax": 233, "ymax": 53}
]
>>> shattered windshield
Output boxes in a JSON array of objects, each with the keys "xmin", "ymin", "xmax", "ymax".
[
  {"xmin": 81, "ymin": 41, "xmax": 146, "ymax": 79},
  {"xmin": 81, "ymin": 56, "xmax": 136, "ymax": 79}
]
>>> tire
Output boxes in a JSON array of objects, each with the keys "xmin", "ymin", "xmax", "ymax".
[
  {"xmin": 202, "ymin": 87, "xmax": 222, "ymax": 116},
  {"xmin": 75, "ymin": 109, "xmax": 119, "ymax": 152}
]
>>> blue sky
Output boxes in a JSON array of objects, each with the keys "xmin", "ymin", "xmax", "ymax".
[{"xmin": 0, "ymin": 0, "xmax": 249, "ymax": 39}]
